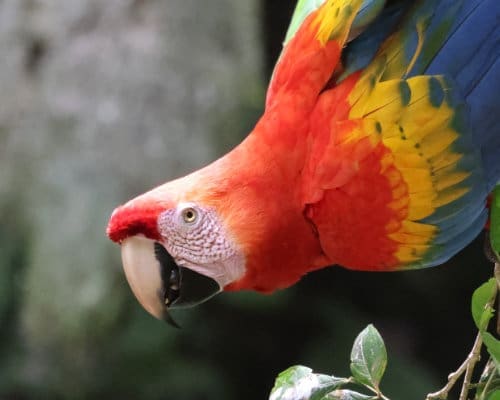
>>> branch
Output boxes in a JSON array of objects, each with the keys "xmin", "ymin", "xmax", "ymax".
[
  {"xmin": 425, "ymin": 333, "xmax": 478, "ymax": 400},
  {"xmin": 458, "ymin": 333, "xmax": 483, "ymax": 400},
  {"xmin": 478, "ymin": 359, "xmax": 497, "ymax": 400},
  {"xmin": 427, "ymin": 262, "xmax": 499, "ymax": 400},
  {"xmin": 460, "ymin": 262, "xmax": 499, "ymax": 399}
]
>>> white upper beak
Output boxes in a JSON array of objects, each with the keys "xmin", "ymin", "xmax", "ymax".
[{"xmin": 121, "ymin": 236, "xmax": 164, "ymax": 319}]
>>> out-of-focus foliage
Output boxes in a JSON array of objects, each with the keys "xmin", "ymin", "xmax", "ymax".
[{"xmin": 0, "ymin": 1, "xmax": 495, "ymax": 399}]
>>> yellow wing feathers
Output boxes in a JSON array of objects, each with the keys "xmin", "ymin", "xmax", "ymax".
[
  {"xmin": 313, "ymin": 0, "xmax": 364, "ymax": 45},
  {"xmin": 347, "ymin": 75, "xmax": 470, "ymax": 264},
  {"xmin": 353, "ymin": 75, "xmax": 468, "ymax": 215}
]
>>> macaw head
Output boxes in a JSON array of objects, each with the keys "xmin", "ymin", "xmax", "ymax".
[{"xmin": 106, "ymin": 168, "xmax": 247, "ymax": 326}]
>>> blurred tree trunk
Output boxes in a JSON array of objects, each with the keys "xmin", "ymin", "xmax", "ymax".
[{"xmin": 0, "ymin": 0, "xmax": 262, "ymax": 395}]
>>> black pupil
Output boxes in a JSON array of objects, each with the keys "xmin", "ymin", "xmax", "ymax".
[{"xmin": 186, "ymin": 210, "xmax": 194, "ymax": 219}]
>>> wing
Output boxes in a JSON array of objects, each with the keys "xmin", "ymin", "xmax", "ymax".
[
  {"xmin": 284, "ymin": 0, "xmax": 386, "ymax": 46},
  {"xmin": 265, "ymin": 0, "xmax": 369, "ymax": 109},
  {"xmin": 301, "ymin": 0, "xmax": 500, "ymax": 271}
]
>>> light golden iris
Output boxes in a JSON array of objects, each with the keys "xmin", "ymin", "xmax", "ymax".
[{"xmin": 182, "ymin": 207, "xmax": 197, "ymax": 223}]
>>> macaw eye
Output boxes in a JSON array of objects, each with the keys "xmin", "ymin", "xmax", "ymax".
[{"xmin": 181, "ymin": 207, "xmax": 198, "ymax": 224}]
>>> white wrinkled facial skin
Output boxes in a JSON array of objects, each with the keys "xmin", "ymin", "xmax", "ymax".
[{"xmin": 158, "ymin": 202, "xmax": 245, "ymax": 287}]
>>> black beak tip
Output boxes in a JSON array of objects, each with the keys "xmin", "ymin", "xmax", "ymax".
[{"xmin": 163, "ymin": 310, "xmax": 181, "ymax": 329}]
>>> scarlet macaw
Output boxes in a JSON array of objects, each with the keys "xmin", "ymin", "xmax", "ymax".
[{"xmin": 107, "ymin": 0, "xmax": 500, "ymax": 323}]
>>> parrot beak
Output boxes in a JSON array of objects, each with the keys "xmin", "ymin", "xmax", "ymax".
[{"xmin": 120, "ymin": 236, "xmax": 221, "ymax": 327}]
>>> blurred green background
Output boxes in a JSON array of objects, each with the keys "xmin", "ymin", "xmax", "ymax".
[{"xmin": 0, "ymin": 1, "xmax": 493, "ymax": 399}]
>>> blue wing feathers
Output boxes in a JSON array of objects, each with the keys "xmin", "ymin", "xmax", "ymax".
[
  {"xmin": 415, "ymin": 0, "xmax": 499, "ymax": 265},
  {"xmin": 341, "ymin": 0, "xmax": 499, "ymax": 267},
  {"xmin": 344, "ymin": 0, "xmax": 499, "ymax": 189},
  {"xmin": 418, "ymin": 0, "xmax": 500, "ymax": 190},
  {"xmin": 420, "ymin": 209, "xmax": 488, "ymax": 267},
  {"xmin": 468, "ymin": 57, "xmax": 500, "ymax": 189},
  {"xmin": 340, "ymin": 4, "xmax": 405, "ymax": 79}
]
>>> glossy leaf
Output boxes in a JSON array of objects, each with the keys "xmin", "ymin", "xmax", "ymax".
[
  {"xmin": 269, "ymin": 365, "xmax": 349, "ymax": 400},
  {"xmin": 350, "ymin": 324, "xmax": 387, "ymax": 391},
  {"xmin": 471, "ymin": 279, "xmax": 497, "ymax": 331}
]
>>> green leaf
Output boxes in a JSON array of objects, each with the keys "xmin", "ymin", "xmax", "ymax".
[
  {"xmin": 269, "ymin": 365, "xmax": 349, "ymax": 400},
  {"xmin": 482, "ymin": 332, "xmax": 500, "ymax": 371},
  {"xmin": 321, "ymin": 389, "xmax": 377, "ymax": 400},
  {"xmin": 490, "ymin": 185, "xmax": 500, "ymax": 258},
  {"xmin": 486, "ymin": 389, "xmax": 500, "ymax": 400},
  {"xmin": 350, "ymin": 324, "xmax": 387, "ymax": 391},
  {"xmin": 472, "ymin": 279, "xmax": 497, "ymax": 331},
  {"xmin": 273, "ymin": 366, "xmax": 315, "ymax": 388},
  {"xmin": 309, "ymin": 376, "xmax": 352, "ymax": 400}
]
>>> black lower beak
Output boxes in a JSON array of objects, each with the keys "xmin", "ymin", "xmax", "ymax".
[{"xmin": 154, "ymin": 242, "xmax": 221, "ymax": 328}]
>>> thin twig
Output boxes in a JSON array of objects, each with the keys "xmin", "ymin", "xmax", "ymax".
[
  {"xmin": 425, "ymin": 332, "xmax": 483, "ymax": 400},
  {"xmin": 425, "ymin": 355, "xmax": 470, "ymax": 399},
  {"xmin": 458, "ymin": 333, "xmax": 483, "ymax": 400},
  {"xmin": 479, "ymin": 360, "xmax": 497, "ymax": 400},
  {"xmin": 427, "ymin": 262, "xmax": 500, "ymax": 400},
  {"xmin": 364, "ymin": 384, "xmax": 390, "ymax": 400}
]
